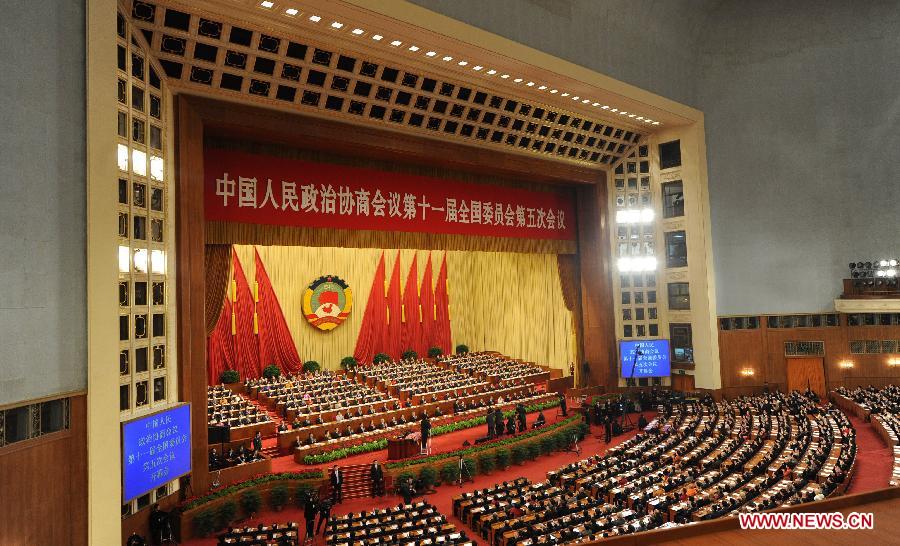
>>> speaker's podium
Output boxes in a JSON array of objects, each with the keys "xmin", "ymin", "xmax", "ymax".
[{"xmin": 387, "ymin": 436, "xmax": 419, "ymax": 460}]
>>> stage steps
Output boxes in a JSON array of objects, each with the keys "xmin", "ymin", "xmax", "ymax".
[{"xmin": 322, "ymin": 463, "xmax": 381, "ymax": 502}]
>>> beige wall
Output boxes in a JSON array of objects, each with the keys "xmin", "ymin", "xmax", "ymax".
[{"xmin": 233, "ymin": 245, "xmax": 574, "ymax": 371}]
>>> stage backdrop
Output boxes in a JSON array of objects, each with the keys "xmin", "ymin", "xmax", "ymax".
[{"xmin": 228, "ymin": 245, "xmax": 575, "ymax": 373}]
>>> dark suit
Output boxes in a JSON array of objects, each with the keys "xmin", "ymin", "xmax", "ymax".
[
  {"xmin": 370, "ymin": 462, "xmax": 385, "ymax": 497},
  {"xmin": 330, "ymin": 468, "xmax": 343, "ymax": 503}
]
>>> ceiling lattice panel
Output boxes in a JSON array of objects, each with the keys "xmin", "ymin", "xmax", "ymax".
[{"xmin": 127, "ymin": 0, "xmax": 643, "ymax": 168}]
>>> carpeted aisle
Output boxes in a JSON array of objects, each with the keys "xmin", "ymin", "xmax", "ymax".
[
  {"xmin": 184, "ymin": 411, "xmax": 655, "ymax": 546},
  {"xmin": 846, "ymin": 413, "xmax": 893, "ymax": 494}
]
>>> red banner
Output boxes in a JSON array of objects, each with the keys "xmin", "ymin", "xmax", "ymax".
[{"xmin": 204, "ymin": 148, "xmax": 576, "ymax": 240}]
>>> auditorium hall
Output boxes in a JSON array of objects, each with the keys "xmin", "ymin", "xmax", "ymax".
[{"xmin": 3, "ymin": 1, "xmax": 900, "ymax": 545}]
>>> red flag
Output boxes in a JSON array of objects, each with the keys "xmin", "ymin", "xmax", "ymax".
[
  {"xmin": 353, "ymin": 252, "xmax": 386, "ymax": 364},
  {"xmin": 400, "ymin": 254, "xmax": 421, "ymax": 356},
  {"xmin": 419, "ymin": 254, "xmax": 436, "ymax": 354},
  {"xmin": 433, "ymin": 253, "xmax": 452, "ymax": 354},
  {"xmin": 384, "ymin": 252, "xmax": 403, "ymax": 360}
]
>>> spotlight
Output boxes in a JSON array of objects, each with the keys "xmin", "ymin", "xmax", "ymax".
[
  {"xmin": 880, "ymin": 260, "xmax": 889, "ymax": 267},
  {"xmin": 891, "ymin": 260, "xmax": 898, "ymax": 267}
]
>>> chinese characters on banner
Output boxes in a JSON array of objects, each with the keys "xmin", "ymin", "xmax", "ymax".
[{"xmin": 203, "ymin": 148, "xmax": 577, "ymax": 241}]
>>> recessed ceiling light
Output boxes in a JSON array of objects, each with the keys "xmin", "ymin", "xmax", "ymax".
[
  {"xmin": 561, "ymin": 92, "xmax": 569, "ymax": 97},
  {"xmin": 513, "ymin": 78, "xmax": 523, "ymax": 83},
  {"xmin": 442, "ymin": 56, "xmax": 453, "ymax": 61},
  {"xmin": 538, "ymin": 85, "xmax": 547, "ymax": 90},
  {"xmin": 601, "ymin": 105, "xmax": 609, "ymax": 109},
  {"xmin": 619, "ymin": 111, "xmax": 628, "ymax": 115},
  {"xmin": 371, "ymin": 34, "xmax": 383, "ymax": 41},
  {"xmin": 330, "ymin": 21, "xmax": 344, "ymax": 29},
  {"xmin": 390, "ymin": 39, "xmax": 402, "ymax": 46},
  {"xmin": 473, "ymin": 65, "xmax": 483, "ymax": 71},
  {"xmin": 628, "ymin": 114, "xmax": 636, "ymax": 117},
  {"xmin": 458, "ymin": 61, "xmax": 468, "ymax": 66},
  {"xmin": 285, "ymin": 8, "xmax": 298, "ymax": 15},
  {"xmin": 653, "ymin": 121, "xmax": 661, "ymax": 125},
  {"xmin": 351, "ymin": 28, "xmax": 364, "ymax": 35},
  {"xmin": 572, "ymin": 96, "xmax": 579, "ymax": 100},
  {"xmin": 408, "ymin": 45, "xmax": 419, "ymax": 51},
  {"xmin": 260, "ymin": 1, "xmax": 274, "ymax": 8},
  {"xmin": 582, "ymin": 99, "xmax": 590, "ymax": 103},
  {"xmin": 309, "ymin": 15, "xmax": 321, "ymax": 22},
  {"xmin": 500, "ymin": 74, "xmax": 510, "ymax": 79},
  {"xmin": 610, "ymin": 108, "xmax": 618, "ymax": 112},
  {"xmin": 592, "ymin": 102, "xmax": 600, "ymax": 106},
  {"xmin": 425, "ymin": 51, "xmax": 436, "ymax": 56},
  {"xmin": 526, "ymin": 81, "xmax": 535, "ymax": 86},
  {"xmin": 486, "ymin": 69, "xmax": 496, "ymax": 75},
  {"xmin": 549, "ymin": 89, "xmax": 558, "ymax": 94},
  {"xmin": 636, "ymin": 116, "xmax": 644, "ymax": 120}
]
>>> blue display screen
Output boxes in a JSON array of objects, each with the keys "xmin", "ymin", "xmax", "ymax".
[
  {"xmin": 122, "ymin": 404, "xmax": 192, "ymax": 501},
  {"xmin": 619, "ymin": 340, "xmax": 671, "ymax": 378}
]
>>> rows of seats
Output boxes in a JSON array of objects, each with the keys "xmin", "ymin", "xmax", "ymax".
[
  {"xmin": 218, "ymin": 522, "xmax": 299, "ymax": 545},
  {"xmin": 454, "ymin": 392, "xmax": 855, "ymax": 545},
  {"xmin": 207, "ymin": 385, "xmax": 271, "ymax": 430},
  {"xmin": 325, "ymin": 502, "xmax": 473, "ymax": 546},
  {"xmin": 356, "ymin": 359, "xmax": 491, "ymax": 400},
  {"xmin": 441, "ymin": 352, "xmax": 547, "ymax": 383},
  {"xmin": 835, "ymin": 385, "xmax": 900, "ymax": 486}
]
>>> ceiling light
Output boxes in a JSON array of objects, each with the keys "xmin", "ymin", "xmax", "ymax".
[
  {"xmin": 628, "ymin": 114, "xmax": 636, "ymax": 117},
  {"xmin": 653, "ymin": 121, "xmax": 661, "ymax": 125},
  {"xmin": 260, "ymin": 1, "xmax": 274, "ymax": 8},
  {"xmin": 500, "ymin": 74, "xmax": 510, "ymax": 79},
  {"xmin": 636, "ymin": 116, "xmax": 644, "ymax": 120},
  {"xmin": 285, "ymin": 8, "xmax": 298, "ymax": 15},
  {"xmin": 390, "ymin": 40, "xmax": 402, "ymax": 46},
  {"xmin": 371, "ymin": 34, "xmax": 383, "ymax": 41},
  {"xmin": 561, "ymin": 92, "xmax": 569, "ymax": 97},
  {"xmin": 473, "ymin": 65, "xmax": 483, "ymax": 71},
  {"xmin": 330, "ymin": 21, "xmax": 344, "ymax": 29},
  {"xmin": 891, "ymin": 259, "xmax": 898, "ymax": 266},
  {"xmin": 309, "ymin": 15, "xmax": 321, "ymax": 22},
  {"xmin": 486, "ymin": 69, "xmax": 496, "ymax": 75},
  {"xmin": 601, "ymin": 105, "xmax": 609, "ymax": 109},
  {"xmin": 408, "ymin": 45, "xmax": 419, "ymax": 51},
  {"xmin": 610, "ymin": 108, "xmax": 618, "ymax": 112},
  {"xmin": 425, "ymin": 51, "xmax": 436, "ymax": 57},
  {"xmin": 442, "ymin": 56, "xmax": 453, "ymax": 61},
  {"xmin": 526, "ymin": 81, "xmax": 535, "ymax": 86},
  {"xmin": 582, "ymin": 99, "xmax": 590, "ymax": 103},
  {"xmin": 572, "ymin": 96, "xmax": 580, "ymax": 101},
  {"xmin": 351, "ymin": 28, "xmax": 364, "ymax": 35},
  {"xmin": 592, "ymin": 102, "xmax": 600, "ymax": 106},
  {"xmin": 538, "ymin": 85, "xmax": 547, "ymax": 90},
  {"xmin": 549, "ymin": 89, "xmax": 558, "ymax": 94},
  {"xmin": 619, "ymin": 111, "xmax": 628, "ymax": 115},
  {"xmin": 458, "ymin": 61, "xmax": 468, "ymax": 66},
  {"xmin": 880, "ymin": 260, "xmax": 889, "ymax": 267}
]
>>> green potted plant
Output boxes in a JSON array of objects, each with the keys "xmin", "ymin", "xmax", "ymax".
[
  {"xmin": 463, "ymin": 458, "xmax": 476, "ymax": 479},
  {"xmin": 240, "ymin": 489, "xmax": 262, "ymax": 518},
  {"xmin": 477, "ymin": 453, "xmax": 496, "ymax": 474},
  {"xmin": 373, "ymin": 352, "xmax": 392, "ymax": 364},
  {"xmin": 219, "ymin": 369, "xmax": 240, "ymax": 384},
  {"xmin": 440, "ymin": 461, "xmax": 460, "ymax": 485},
  {"xmin": 193, "ymin": 508, "xmax": 217, "ymax": 537},
  {"xmin": 510, "ymin": 445, "xmax": 526, "ymax": 465},
  {"xmin": 427, "ymin": 346, "xmax": 443, "ymax": 358},
  {"xmin": 270, "ymin": 483, "xmax": 289, "ymax": 511},
  {"xmin": 340, "ymin": 356, "xmax": 358, "ymax": 371},
  {"xmin": 262, "ymin": 364, "xmax": 281, "ymax": 379},
  {"xmin": 525, "ymin": 442, "xmax": 540, "ymax": 461},
  {"xmin": 455, "ymin": 344, "xmax": 469, "ymax": 354},
  {"xmin": 401, "ymin": 348, "xmax": 418, "ymax": 361},
  {"xmin": 302, "ymin": 360, "xmax": 321, "ymax": 373},
  {"xmin": 495, "ymin": 448, "xmax": 510, "ymax": 470},
  {"xmin": 540, "ymin": 436, "xmax": 555, "ymax": 456},
  {"xmin": 218, "ymin": 500, "xmax": 237, "ymax": 529},
  {"xmin": 419, "ymin": 466, "xmax": 438, "ymax": 492}
]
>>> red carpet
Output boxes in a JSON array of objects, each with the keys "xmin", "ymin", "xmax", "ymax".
[
  {"xmin": 846, "ymin": 413, "xmax": 894, "ymax": 494},
  {"xmin": 184, "ymin": 411, "xmax": 654, "ymax": 546}
]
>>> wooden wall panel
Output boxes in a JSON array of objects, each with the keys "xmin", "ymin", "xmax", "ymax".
[
  {"xmin": 718, "ymin": 319, "xmax": 900, "ymax": 398},
  {"xmin": 0, "ymin": 395, "xmax": 87, "ymax": 546}
]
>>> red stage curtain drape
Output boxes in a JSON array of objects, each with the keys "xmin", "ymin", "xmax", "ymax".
[
  {"xmin": 206, "ymin": 296, "xmax": 236, "ymax": 385},
  {"xmin": 254, "ymin": 249, "xmax": 304, "ymax": 375},
  {"xmin": 433, "ymin": 253, "xmax": 452, "ymax": 354},
  {"xmin": 418, "ymin": 254, "xmax": 436, "ymax": 354},
  {"xmin": 384, "ymin": 252, "xmax": 403, "ymax": 360},
  {"xmin": 231, "ymin": 250, "xmax": 262, "ymax": 380},
  {"xmin": 353, "ymin": 252, "xmax": 386, "ymax": 364},
  {"xmin": 400, "ymin": 254, "xmax": 421, "ymax": 355}
]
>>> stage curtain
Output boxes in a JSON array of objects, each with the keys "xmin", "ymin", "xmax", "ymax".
[
  {"xmin": 399, "ymin": 254, "xmax": 421, "ymax": 355},
  {"xmin": 254, "ymin": 249, "xmax": 304, "ymax": 375},
  {"xmin": 353, "ymin": 252, "xmax": 386, "ymax": 365},
  {"xmin": 207, "ymin": 296, "xmax": 236, "ymax": 384},
  {"xmin": 556, "ymin": 254, "xmax": 578, "ymax": 312},
  {"xmin": 205, "ymin": 244, "xmax": 232, "ymax": 335},
  {"xmin": 418, "ymin": 254, "xmax": 436, "ymax": 354},
  {"xmin": 231, "ymin": 250, "xmax": 262, "ymax": 379},
  {"xmin": 447, "ymin": 251, "xmax": 574, "ymax": 371},
  {"xmin": 384, "ymin": 252, "xmax": 403, "ymax": 360},
  {"xmin": 433, "ymin": 254, "xmax": 452, "ymax": 355}
]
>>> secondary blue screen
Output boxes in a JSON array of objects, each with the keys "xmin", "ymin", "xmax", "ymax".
[
  {"xmin": 619, "ymin": 340, "xmax": 671, "ymax": 378},
  {"xmin": 122, "ymin": 404, "xmax": 192, "ymax": 501}
]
